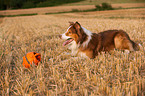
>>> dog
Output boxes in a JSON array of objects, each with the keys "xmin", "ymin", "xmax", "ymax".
[{"xmin": 59, "ymin": 21, "xmax": 140, "ymax": 58}]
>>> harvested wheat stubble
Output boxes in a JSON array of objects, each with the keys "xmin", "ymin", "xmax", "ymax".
[
  {"xmin": 0, "ymin": 3, "xmax": 145, "ymax": 16},
  {"xmin": 0, "ymin": 12, "xmax": 145, "ymax": 96}
]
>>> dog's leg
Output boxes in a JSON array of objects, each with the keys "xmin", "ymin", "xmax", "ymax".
[
  {"xmin": 85, "ymin": 50, "xmax": 95, "ymax": 59},
  {"xmin": 71, "ymin": 50, "xmax": 78, "ymax": 56},
  {"xmin": 114, "ymin": 35, "xmax": 135, "ymax": 51}
]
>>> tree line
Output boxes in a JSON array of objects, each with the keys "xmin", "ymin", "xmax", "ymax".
[{"xmin": 0, "ymin": 0, "xmax": 84, "ymax": 10}]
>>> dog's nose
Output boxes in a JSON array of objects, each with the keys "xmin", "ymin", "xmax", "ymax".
[{"xmin": 59, "ymin": 35, "xmax": 62, "ymax": 39}]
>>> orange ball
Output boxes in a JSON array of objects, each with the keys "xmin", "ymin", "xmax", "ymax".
[{"xmin": 22, "ymin": 52, "xmax": 41, "ymax": 68}]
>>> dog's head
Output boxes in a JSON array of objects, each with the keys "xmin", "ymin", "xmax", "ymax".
[{"xmin": 59, "ymin": 22, "xmax": 87, "ymax": 46}]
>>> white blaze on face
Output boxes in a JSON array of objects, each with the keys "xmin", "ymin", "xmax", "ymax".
[
  {"xmin": 61, "ymin": 26, "xmax": 72, "ymax": 40},
  {"xmin": 61, "ymin": 33, "xmax": 70, "ymax": 40},
  {"xmin": 62, "ymin": 33, "xmax": 70, "ymax": 40},
  {"xmin": 61, "ymin": 25, "xmax": 74, "ymax": 46}
]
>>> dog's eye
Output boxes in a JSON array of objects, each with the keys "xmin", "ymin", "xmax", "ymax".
[{"xmin": 68, "ymin": 31, "xmax": 71, "ymax": 34}]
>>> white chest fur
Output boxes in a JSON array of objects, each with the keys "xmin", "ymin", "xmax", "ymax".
[{"xmin": 68, "ymin": 41, "xmax": 79, "ymax": 56}]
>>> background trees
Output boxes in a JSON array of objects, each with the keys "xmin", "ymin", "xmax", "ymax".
[{"xmin": 0, "ymin": 0, "xmax": 84, "ymax": 10}]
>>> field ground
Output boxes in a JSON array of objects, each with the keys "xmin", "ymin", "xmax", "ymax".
[
  {"xmin": 62, "ymin": 8, "xmax": 145, "ymax": 19},
  {"xmin": 0, "ymin": 3, "xmax": 145, "ymax": 16},
  {"xmin": 0, "ymin": 5, "xmax": 145, "ymax": 96},
  {"xmin": 65, "ymin": 0, "xmax": 145, "ymax": 5}
]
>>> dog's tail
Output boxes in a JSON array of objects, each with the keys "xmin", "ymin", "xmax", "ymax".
[
  {"xmin": 138, "ymin": 43, "xmax": 144, "ymax": 51},
  {"xmin": 132, "ymin": 41, "xmax": 143, "ymax": 51}
]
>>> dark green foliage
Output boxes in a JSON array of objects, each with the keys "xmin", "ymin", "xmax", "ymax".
[
  {"xmin": 95, "ymin": 5, "xmax": 102, "ymax": 11},
  {"xmin": 22, "ymin": 1, "xmax": 35, "ymax": 9},
  {"xmin": 0, "ymin": 13, "xmax": 37, "ymax": 17},
  {"xmin": 0, "ymin": 0, "xmax": 84, "ymax": 10},
  {"xmin": 36, "ymin": 0, "xmax": 84, "ymax": 7},
  {"xmin": 102, "ymin": 3, "xmax": 113, "ymax": 10},
  {"xmin": 71, "ymin": 9, "xmax": 79, "ymax": 12},
  {"xmin": 37, "ymin": 0, "xmax": 83, "ymax": 7},
  {"xmin": 0, "ymin": 0, "xmax": 23, "ymax": 10},
  {"xmin": 95, "ymin": 3, "xmax": 114, "ymax": 11}
]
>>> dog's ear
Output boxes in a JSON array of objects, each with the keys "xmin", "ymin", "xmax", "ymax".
[
  {"xmin": 74, "ymin": 22, "xmax": 81, "ymax": 35},
  {"xmin": 74, "ymin": 22, "xmax": 84, "ymax": 43},
  {"xmin": 69, "ymin": 21, "xmax": 74, "ymax": 26},
  {"xmin": 74, "ymin": 22, "xmax": 81, "ymax": 30}
]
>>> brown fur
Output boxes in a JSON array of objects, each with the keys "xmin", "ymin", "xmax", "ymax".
[
  {"xmin": 82, "ymin": 30, "xmax": 139, "ymax": 58},
  {"xmin": 61, "ymin": 22, "xmax": 139, "ymax": 59}
]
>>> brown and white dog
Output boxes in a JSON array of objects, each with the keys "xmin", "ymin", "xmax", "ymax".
[{"xmin": 59, "ymin": 22, "xmax": 140, "ymax": 58}]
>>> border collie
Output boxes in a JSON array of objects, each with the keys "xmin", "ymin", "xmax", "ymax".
[{"xmin": 59, "ymin": 22, "xmax": 139, "ymax": 58}]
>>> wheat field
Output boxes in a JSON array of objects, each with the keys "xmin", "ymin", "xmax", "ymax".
[
  {"xmin": 1, "ymin": 3, "xmax": 145, "ymax": 16},
  {"xmin": 0, "ymin": 9, "xmax": 145, "ymax": 96}
]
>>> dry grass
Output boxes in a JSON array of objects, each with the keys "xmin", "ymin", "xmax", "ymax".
[
  {"xmin": 0, "ymin": 18, "xmax": 3, "ymax": 23},
  {"xmin": 63, "ymin": 8, "xmax": 145, "ymax": 19},
  {"xmin": 0, "ymin": 5, "xmax": 95, "ymax": 16},
  {"xmin": 0, "ymin": 10, "xmax": 145, "ymax": 96},
  {"xmin": 0, "ymin": 3, "xmax": 145, "ymax": 16}
]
